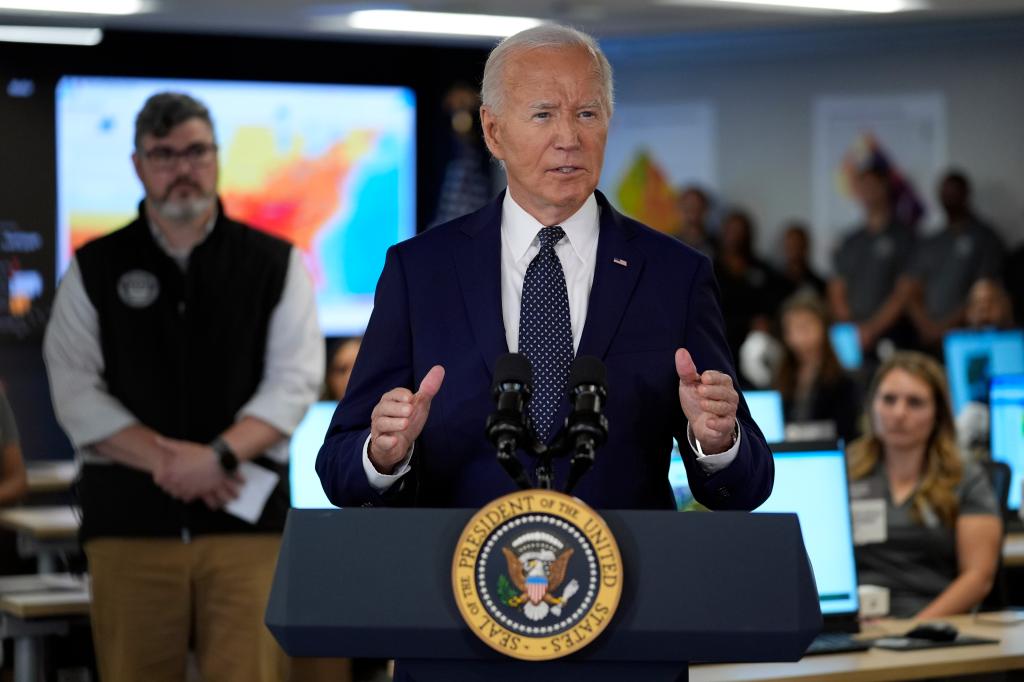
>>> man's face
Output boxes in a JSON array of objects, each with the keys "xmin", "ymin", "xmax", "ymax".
[
  {"xmin": 939, "ymin": 178, "xmax": 968, "ymax": 216},
  {"xmin": 132, "ymin": 117, "xmax": 218, "ymax": 223},
  {"xmin": 783, "ymin": 229, "xmax": 808, "ymax": 264},
  {"xmin": 481, "ymin": 46, "xmax": 608, "ymax": 224},
  {"xmin": 678, "ymin": 190, "xmax": 707, "ymax": 227},
  {"xmin": 855, "ymin": 172, "xmax": 889, "ymax": 212}
]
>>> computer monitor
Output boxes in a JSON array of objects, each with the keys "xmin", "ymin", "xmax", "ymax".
[
  {"xmin": 743, "ymin": 390, "xmax": 785, "ymax": 444},
  {"xmin": 670, "ymin": 441, "xmax": 860, "ymax": 623},
  {"xmin": 757, "ymin": 442, "xmax": 860, "ymax": 622},
  {"xmin": 290, "ymin": 401, "xmax": 339, "ymax": 509},
  {"xmin": 991, "ymin": 375, "xmax": 1024, "ymax": 511},
  {"xmin": 943, "ymin": 329, "xmax": 1024, "ymax": 417},
  {"xmin": 829, "ymin": 323, "xmax": 863, "ymax": 371}
]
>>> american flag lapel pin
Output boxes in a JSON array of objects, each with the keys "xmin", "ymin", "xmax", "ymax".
[{"xmin": 613, "ymin": 258, "xmax": 628, "ymax": 267}]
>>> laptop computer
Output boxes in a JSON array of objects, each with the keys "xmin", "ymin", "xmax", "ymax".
[{"xmin": 756, "ymin": 442, "xmax": 869, "ymax": 655}]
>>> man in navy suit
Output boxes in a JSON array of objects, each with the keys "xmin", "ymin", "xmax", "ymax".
[{"xmin": 317, "ymin": 24, "xmax": 773, "ymax": 511}]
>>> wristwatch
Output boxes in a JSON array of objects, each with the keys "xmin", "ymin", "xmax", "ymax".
[{"xmin": 210, "ymin": 437, "xmax": 239, "ymax": 474}]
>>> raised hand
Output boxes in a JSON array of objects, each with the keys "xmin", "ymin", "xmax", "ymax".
[
  {"xmin": 368, "ymin": 365, "xmax": 445, "ymax": 474},
  {"xmin": 675, "ymin": 348, "xmax": 738, "ymax": 454}
]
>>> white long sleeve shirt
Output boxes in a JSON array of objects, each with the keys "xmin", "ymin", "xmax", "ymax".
[{"xmin": 44, "ymin": 229, "xmax": 324, "ymax": 464}]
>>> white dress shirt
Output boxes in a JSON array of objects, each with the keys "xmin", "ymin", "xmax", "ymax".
[
  {"xmin": 44, "ymin": 222, "xmax": 324, "ymax": 464},
  {"xmin": 363, "ymin": 190, "xmax": 740, "ymax": 491}
]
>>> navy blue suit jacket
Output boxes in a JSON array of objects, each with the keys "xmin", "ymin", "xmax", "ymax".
[{"xmin": 316, "ymin": 191, "xmax": 773, "ymax": 510}]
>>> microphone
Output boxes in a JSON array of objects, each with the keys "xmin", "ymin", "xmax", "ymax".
[
  {"xmin": 485, "ymin": 353, "xmax": 534, "ymax": 490},
  {"xmin": 564, "ymin": 355, "xmax": 609, "ymax": 493}
]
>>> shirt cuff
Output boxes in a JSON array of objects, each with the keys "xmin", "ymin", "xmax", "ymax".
[
  {"xmin": 686, "ymin": 421, "xmax": 741, "ymax": 474},
  {"xmin": 362, "ymin": 434, "xmax": 413, "ymax": 493}
]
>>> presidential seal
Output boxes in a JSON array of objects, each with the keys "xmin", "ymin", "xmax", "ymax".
[{"xmin": 452, "ymin": 489, "xmax": 623, "ymax": 661}]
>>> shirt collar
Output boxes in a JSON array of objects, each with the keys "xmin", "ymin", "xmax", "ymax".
[{"xmin": 501, "ymin": 190, "xmax": 599, "ymax": 265}]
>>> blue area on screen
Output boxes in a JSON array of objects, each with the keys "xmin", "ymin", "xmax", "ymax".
[
  {"xmin": 670, "ymin": 445, "xmax": 859, "ymax": 616},
  {"xmin": 829, "ymin": 323, "xmax": 862, "ymax": 371},
  {"xmin": 990, "ymin": 375, "xmax": 1024, "ymax": 510},
  {"xmin": 943, "ymin": 330, "xmax": 1024, "ymax": 416},
  {"xmin": 290, "ymin": 401, "xmax": 339, "ymax": 509},
  {"xmin": 743, "ymin": 390, "xmax": 785, "ymax": 444}
]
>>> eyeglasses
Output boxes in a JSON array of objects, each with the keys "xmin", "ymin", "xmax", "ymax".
[{"xmin": 141, "ymin": 142, "xmax": 218, "ymax": 170}]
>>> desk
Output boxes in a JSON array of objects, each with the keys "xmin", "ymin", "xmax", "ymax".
[
  {"xmin": 690, "ymin": 613, "xmax": 1024, "ymax": 682},
  {"xmin": 0, "ymin": 574, "xmax": 90, "ymax": 682},
  {"xmin": 0, "ymin": 507, "xmax": 80, "ymax": 574},
  {"xmin": 26, "ymin": 461, "xmax": 76, "ymax": 496}
]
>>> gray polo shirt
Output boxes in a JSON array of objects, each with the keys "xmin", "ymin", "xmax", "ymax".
[
  {"xmin": 850, "ymin": 459, "xmax": 998, "ymax": 618},
  {"xmin": 0, "ymin": 388, "xmax": 19, "ymax": 448},
  {"xmin": 833, "ymin": 222, "xmax": 916, "ymax": 322},
  {"xmin": 908, "ymin": 218, "xmax": 1006, "ymax": 319}
]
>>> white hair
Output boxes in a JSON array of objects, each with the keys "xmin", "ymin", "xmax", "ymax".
[{"xmin": 481, "ymin": 24, "xmax": 614, "ymax": 117}]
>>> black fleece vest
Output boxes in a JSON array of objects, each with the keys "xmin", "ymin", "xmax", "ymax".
[{"xmin": 75, "ymin": 203, "xmax": 292, "ymax": 541}]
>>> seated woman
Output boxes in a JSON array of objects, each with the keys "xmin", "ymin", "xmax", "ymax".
[
  {"xmin": 322, "ymin": 337, "xmax": 361, "ymax": 402},
  {"xmin": 774, "ymin": 291, "xmax": 861, "ymax": 443},
  {"xmin": 848, "ymin": 352, "xmax": 1001, "ymax": 619}
]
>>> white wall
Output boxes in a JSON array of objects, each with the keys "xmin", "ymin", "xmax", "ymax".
[{"xmin": 603, "ymin": 17, "xmax": 1024, "ymax": 274}]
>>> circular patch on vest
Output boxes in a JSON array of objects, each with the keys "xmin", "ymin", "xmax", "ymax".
[
  {"xmin": 452, "ymin": 489, "xmax": 623, "ymax": 661},
  {"xmin": 117, "ymin": 270, "xmax": 160, "ymax": 309}
]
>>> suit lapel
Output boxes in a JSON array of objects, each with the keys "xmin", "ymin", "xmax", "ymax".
[
  {"xmin": 577, "ymin": 192, "xmax": 645, "ymax": 360},
  {"xmin": 454, "ymin": 193, "xmax": 509, "ymax": 379}
]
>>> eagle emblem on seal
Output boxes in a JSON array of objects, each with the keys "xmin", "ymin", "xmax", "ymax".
[{"xmin": 499, "ymin": 531, "xmax": 579, "ymax": 622}]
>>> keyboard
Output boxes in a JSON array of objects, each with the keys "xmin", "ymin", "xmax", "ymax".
[{"xmin": 805, "ymin": 632, "xmax": 872, "ymax": 656}]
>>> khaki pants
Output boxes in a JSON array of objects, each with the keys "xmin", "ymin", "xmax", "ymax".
[{"xmin": 86, "ymin": 534, "xmax": 288, "ymax": 682}]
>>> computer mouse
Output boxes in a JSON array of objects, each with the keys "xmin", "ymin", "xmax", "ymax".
[{"xmin": 904, "ymin": 621, "xmax": 959, "ymax": 642}]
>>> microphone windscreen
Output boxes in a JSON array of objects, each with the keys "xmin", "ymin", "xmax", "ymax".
[
  {"xmin": 493, "ymin": 353, "xmax": 533, "ymax": 392},
  {"xmin": 569, "ymin": 355, "xmax": 607, "ymax": 392}
]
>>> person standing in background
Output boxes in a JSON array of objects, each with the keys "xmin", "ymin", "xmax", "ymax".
[
  {"xmin": 829, "ymin": 166, "xmax": 917, "ymax": 357},
  {"xmin": 778, "ymin": 221, "xmax": 826, "ymax": 297},
  {"xmin": 905, "ymin": 170, "xmax": 1006, "ymax": 350},
  {"xmin": 713, "ymin": 210, "xmax": 789, "ymax": 385},
  {"xmin": 44, "ymin": 92, "xmax": 322, "ymax": 682},
  {"xmin": 675, "ymin": 185, "xmax": 717, "ymax": 260}
]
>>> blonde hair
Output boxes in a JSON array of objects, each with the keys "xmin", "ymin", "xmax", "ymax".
[{"xmin": 847, "ymin": 351, "xmax": 962, "ymax": 527}]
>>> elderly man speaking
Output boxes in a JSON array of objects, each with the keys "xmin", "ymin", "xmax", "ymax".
[{"xmin": 317, "ymin": 24, "xmax": 773, "ymax": 511}]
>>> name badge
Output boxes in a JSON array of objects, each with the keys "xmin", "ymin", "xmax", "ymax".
[{"xmin": 851, "ymin": 498, "xmax": 887, "ymax": 545}]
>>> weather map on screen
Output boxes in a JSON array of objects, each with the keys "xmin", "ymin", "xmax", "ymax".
[{"xmin": 55, "ymin": 76, "xmax": 416, "ymax": 337}]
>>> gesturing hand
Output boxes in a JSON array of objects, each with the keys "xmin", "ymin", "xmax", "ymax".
[
  {"xmin": 675, "ymin": 348, "xmax": 738, "ymax": 454},
  {"xmin": 368, "ymin": 365, "xmax": 445, "ymax": 474}
]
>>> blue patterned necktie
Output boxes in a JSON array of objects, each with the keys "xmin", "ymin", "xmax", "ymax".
[{"xmin": 519, "ymin": 225, "xmax": 573, "ymax": 442}]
